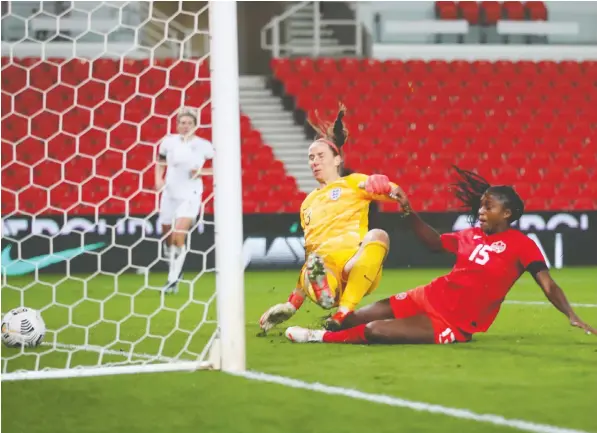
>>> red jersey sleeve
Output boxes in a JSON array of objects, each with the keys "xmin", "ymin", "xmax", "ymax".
[
  {"xmin": 440, "ymin": 232, "xmax": 461, "ymax": 253},
  {"xmin": 519, "ymin": 235, "xmax": 547, "ymax": 269}
]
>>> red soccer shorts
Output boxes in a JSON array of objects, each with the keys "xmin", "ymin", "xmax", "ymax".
[{"xmin": 389, "ymin": 286, "xmax": 471, "ymax": 344}]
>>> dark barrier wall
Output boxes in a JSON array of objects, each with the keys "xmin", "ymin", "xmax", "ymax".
[{"xmin": 1, "ymin": 212, "xmax": 596, "ymax": 276}]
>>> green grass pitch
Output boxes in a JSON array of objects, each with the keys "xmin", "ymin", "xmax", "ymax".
[{"xmin": 2, "ymin": 267, "xmax": 596, "ymax": 433}]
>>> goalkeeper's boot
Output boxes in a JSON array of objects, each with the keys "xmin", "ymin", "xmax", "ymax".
[
  {"xmin": 285, "ymin": 326, "xmax": 325, "ymax": 343},
  {"xmin": 306, "ymin": 254, "xmax": 335, "ymax": 309}
]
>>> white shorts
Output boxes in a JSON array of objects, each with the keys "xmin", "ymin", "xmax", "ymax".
[{"xmin": 158, "ymin": 190, "xmax": 202, "ymax": 225}]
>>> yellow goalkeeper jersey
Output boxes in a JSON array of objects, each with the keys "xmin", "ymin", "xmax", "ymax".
[{"xmin": 300, "ymin": 173, "xmax": 397, "ymax": 260}]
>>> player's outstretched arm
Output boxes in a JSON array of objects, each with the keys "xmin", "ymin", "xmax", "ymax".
[
  {"xmin": 357, "ymin": 176, "xmax": 444, "ymax": 252},
  {"xmin": 259, "ymin": 289, "xmax": 305, "ymax": 333},
  {"xmin": 534, "ymin": 270, "xmax": 597, "ymax": 336},
  {"xmin": 402, "ymin": 211, "xmax": 444, "ymax": 252},
  {"xmin": 390, "ymin": 186, "xmax": 445, "ymax": 252}
]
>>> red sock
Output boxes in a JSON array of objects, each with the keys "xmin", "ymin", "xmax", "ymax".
[{"xmin": 323, "ymin": 324, "xmax": 369, "ymax": 344}]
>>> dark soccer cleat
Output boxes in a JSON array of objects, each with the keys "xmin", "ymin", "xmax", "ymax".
[{"xmin": 323, "ymin": 311, "xmax": 349, "ymax": 331}]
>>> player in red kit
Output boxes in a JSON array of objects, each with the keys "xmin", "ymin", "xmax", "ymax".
[{"xmin": 285, "ymin": 167, "xmax": 597, "ymax": 345}]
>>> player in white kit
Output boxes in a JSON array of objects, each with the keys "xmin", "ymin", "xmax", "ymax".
[{"xmin": 155, "ymin": 107, "xmax": 214, "ymax": 294}]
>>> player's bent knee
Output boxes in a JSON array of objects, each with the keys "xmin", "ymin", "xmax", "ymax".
[
  {"xmin": 363, "ymin": 229, "xmax": 390, "ymax": 248},
  {"xmin": 364, "ymin": 321, "xmax": 387, "ymax": 343},
  {"xmin": 341, "ymin": 299, "xmax": 393, "ymax": 329}
]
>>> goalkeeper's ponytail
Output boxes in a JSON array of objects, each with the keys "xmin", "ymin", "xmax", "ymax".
[
  {"xmin": 308, "ymin": 102, "xmax": 348, "ymax": 157},
  {"xmin": 308, "ymin": 103, "xmax": 349, "ymax": 174}
]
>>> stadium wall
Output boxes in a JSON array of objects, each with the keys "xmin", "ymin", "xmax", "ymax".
[
  {"xmin": 372, "ymin": 44, "xmax": 597, "ymax": 61},
  {"xmin": 2, "ymin": 212, "xmax": 595, "ymax": 276}
]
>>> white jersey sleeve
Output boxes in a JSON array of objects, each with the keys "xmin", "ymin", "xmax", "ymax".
[
  {"xmin": 201, "ymin": 139, "xmax": 215, "ymax": 160},
  {"xmin": 190, "ymin": 138, "xmax": 214, "ymax": 170},
  {"xmin": 158, "ymin": 135, "xmax": 174, "ymax": 159}
]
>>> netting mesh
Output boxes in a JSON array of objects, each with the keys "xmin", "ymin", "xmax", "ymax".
[{"xmin": 1, "ymin": 1, "xmax": 218, "ymax": 374}]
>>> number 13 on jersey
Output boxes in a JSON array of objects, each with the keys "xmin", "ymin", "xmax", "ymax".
[{"xmin": 469, "ymin": 244, "xmax": 492, "ymax": 265}]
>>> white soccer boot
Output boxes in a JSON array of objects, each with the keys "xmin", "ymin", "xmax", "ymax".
[
  {"xmin": 285, "ymin": 326, "xmax": 325, "ymax": 343},
  {"xmin": 161, "ymin": 279, "xmax": 179, "ymax": 295}
]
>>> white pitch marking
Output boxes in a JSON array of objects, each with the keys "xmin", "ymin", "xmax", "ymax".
[
  {"xmin": 231, "ymin": 370, "xmax": 591, "ymax": 433},
  {"xmin": 504, "ymin": 300, "xmax": 597, "ymax": 308}
]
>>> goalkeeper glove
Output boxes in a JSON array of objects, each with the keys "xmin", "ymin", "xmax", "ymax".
[
  {"xmin": 259, "ymin": 302, "xmax": 297, "ymax": 332},
  {"xmin": 365, "ymin": 174, "xmax": 392, "ymax": 195}
]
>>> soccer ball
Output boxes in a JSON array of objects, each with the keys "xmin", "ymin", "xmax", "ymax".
[{"xmin": 1, "ymin": 307, "xmax": 46, "ymax": 348}]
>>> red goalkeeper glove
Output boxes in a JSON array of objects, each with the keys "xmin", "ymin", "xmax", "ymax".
[{"xmin": 365, "ymin": 174, "xmax": 392, "ymax": 195}]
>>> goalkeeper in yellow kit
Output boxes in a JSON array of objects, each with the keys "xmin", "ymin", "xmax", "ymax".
[{"xmin": 259, "ymin": 104, "xmax": 399, "ymax": 332}]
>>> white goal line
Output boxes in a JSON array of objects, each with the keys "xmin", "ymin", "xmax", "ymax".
[
  {"xmin": 231, "ymin": 370, "xmax": 591, "ymax": 433},
  {"xmin": 2, "ymin": 332, "xmax": 220, "ymax": 381}
]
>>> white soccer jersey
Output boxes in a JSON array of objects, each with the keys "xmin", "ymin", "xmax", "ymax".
[{"xmin": 159, "ymin": 134, "xmax": 214, "ymax": 199}]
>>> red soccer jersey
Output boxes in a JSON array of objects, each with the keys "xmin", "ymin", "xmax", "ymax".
[{"xmin": 425, "ymin": 227, "xmax": 546, "ymax": 334}]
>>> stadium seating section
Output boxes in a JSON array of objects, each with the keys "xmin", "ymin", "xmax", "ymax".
[
  {"xmin": 436, "ymin": 1, "xmax": 548, "ymax": 23},
  {"xmin": 271, "ymin": 57, "xmax": 597, "ymax": 212},
  {"xmin": 3, "ymin": 55, "xmax": 596, "ymax": 215},
  {"xmin": 1, "ymin": 57, "xmax": 307, "ymax": 216}
]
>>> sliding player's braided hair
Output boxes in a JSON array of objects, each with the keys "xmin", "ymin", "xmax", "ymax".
[
  {"xmin": 452, "ymin": 166, "xmax": 525, "ymax": 225},
  {"xmin": 308, "ymin": 103, "xmax": 349, "ymax": 174}
]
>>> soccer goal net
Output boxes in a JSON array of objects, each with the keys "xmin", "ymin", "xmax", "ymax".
[{"xmin": 1, "ymin": 0, "xmax": 245, "ymax": 380}]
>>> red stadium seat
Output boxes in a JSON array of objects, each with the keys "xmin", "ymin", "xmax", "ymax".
[
  {"xmin": 519, "ymin": 166, "xmax": 542, "ymax": 183},
  {"xmin": 271, "ymin": 58, "xmax": 292, "ymax": 81},
  {"xmin": 567, "ymin": 168, "xmax": 591, "ymax": 184},
  {"xmin": 583, "ymin": 182, "xmax": 597, "ymax": 198},
  {"xmin": 503, "ymin": 151, "xmax": 529, "ymax": 167},
  {"xmin": 495, "ymin": 165, "xmax": 520, "ymax": 184},
  {"xmin": 459, "ymin": 2, "xmax": 481, "ymax": 24},
  {"xmin": 576, "ymin": 151, "xmax": 597, "ymax": 169},
  {"xmin": 549, "ymin": 197, "xmax": 573, "ymax": 210},
  {"xmin": 572, "ymin": 197, "xmax": 596, "ymax": 210},
  {"xmin": 503, "ymin": 1, "xmax": 525, "ymax": 20},
  {"xmin": 526, "ymin": 1, "xmax": 547, "ymax": 21},
  {"xmin": 436, "ymin": 1, "xmax": 459, "ymax": 20},
  {"xmin": 542, "ymin": 165, "xmax": 566, "ymax": 183},
  {"xmin": 14, "ymin": 89, "xmax": 43, "ymax": 116},
  {"xmin": 557, "ymin": 183, "xmax": 580, "ymax": 197},
  {"xmin": 314, "ymin": 58, "xmax": 338, "ymax": 75},
  {"xmin": 525, "ymin": 197, "xmax": 548, "ymax": 211},
  {"xmin": 480, "ymin": 1, "xmax": 502, "ymax": 25}
]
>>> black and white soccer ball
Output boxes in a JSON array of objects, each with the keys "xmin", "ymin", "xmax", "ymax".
[{"xmin": 1, "ymin": 307, "xmax": 46, "ymax": 348}]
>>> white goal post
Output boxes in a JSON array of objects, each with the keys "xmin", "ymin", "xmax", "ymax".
[
  {"xmin": 211, "ymin": 0, "xmax": 246, "ymax": 374},
  {"xmin": 1, "ymin": 0, "xmax": 245, "ymax": 380}
]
